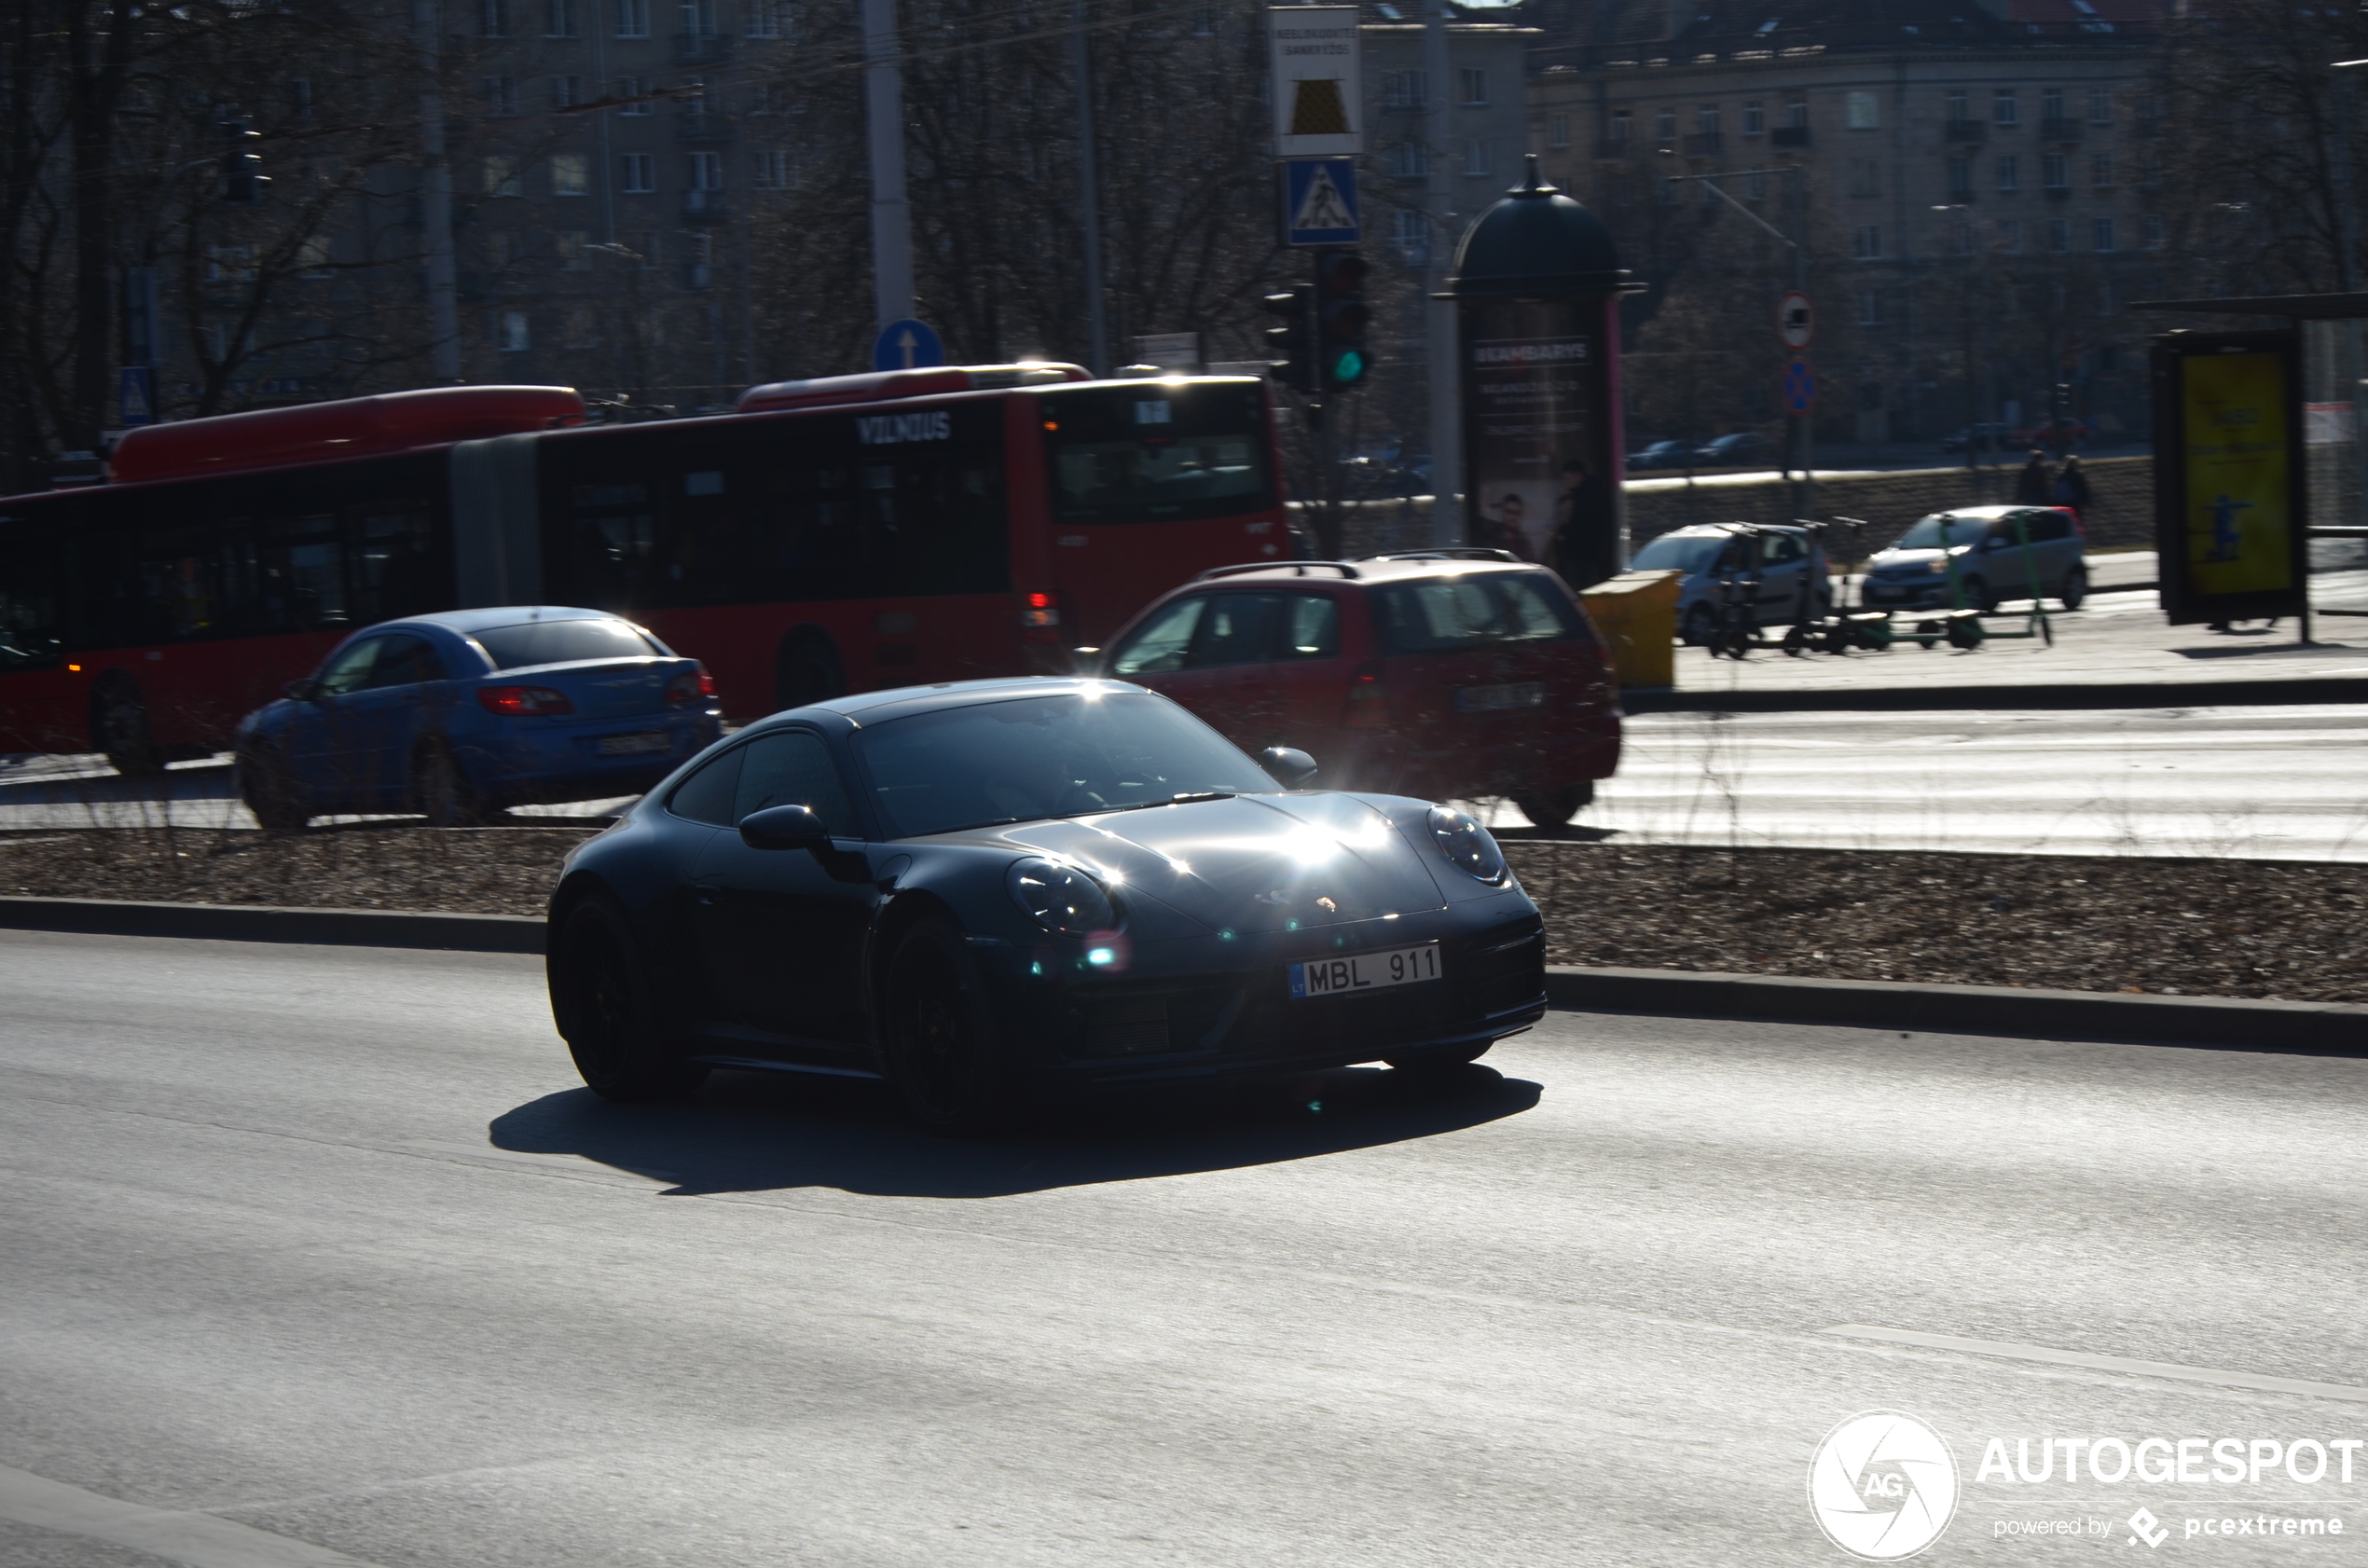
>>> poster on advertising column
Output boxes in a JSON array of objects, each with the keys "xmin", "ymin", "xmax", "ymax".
[
  {"xmin": 2153, "ymin": 331, "xmax": 2307, "ymax": 626},
  {"xmin": 1461, "ymin": 298, "xmax": 1621, "ymax": 586}
]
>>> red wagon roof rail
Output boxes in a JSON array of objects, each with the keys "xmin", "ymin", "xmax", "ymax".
[
  {"xmin": 106, "ymin": 385, "xmax": 586, "ymax": 485},
  {"xmin": 735, "ymin": 363, "xmax": 1090, "ymax": 415}
]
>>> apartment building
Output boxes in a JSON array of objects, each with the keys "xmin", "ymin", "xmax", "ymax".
[{"xmin": 1524, "ymin": 0, "xmax": 2169, "ymax": 446}]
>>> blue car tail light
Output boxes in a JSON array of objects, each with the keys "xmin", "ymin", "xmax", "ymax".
[
  {"xmin": 477, "ymin": 684, "xmax": 575, "ymax": 716},
  {"xmin": 665, "ymin": 667, "xmax": 716, "ymax": 706}
]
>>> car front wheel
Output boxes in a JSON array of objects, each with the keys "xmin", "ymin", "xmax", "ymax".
[
  {"xmin": 550, "ymin": 898, "xmax": 709, "ymax": 1102},
  {"xmin": 237, "ymin": 743, "xmax": 308, "ymax": 833},
  {"xmin": 1681, "ymin": 602, "xmax": 1717, "ymax": 647},
  {"xmin": 884, "ymin": 920, "xmax": 1012, "ymax": 1136},
  {"xmin": 2058, "ymin": 566, "xmax": 2087, "ymax": 610}
]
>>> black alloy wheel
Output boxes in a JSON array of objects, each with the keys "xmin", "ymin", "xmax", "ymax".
[
  {"xmin": 550, "ymin": 899, "xmax": 709, "ymax": 1102},
  {"xmin": 2058, "ymin": 566, "xmax": 2087, "ymax": 611},
  {"xmin": 885, "ymin": 920, "xmax": 1011, "ymax": 1136},
  {"xmin": 237, "ymin": 743, "xmax": 309, "ymax": 833},
  {"xmin": 412, "ymin": 741, "xmax": 487, "ymax": 828},
  {"xmin": 1511, "ymin": 783, "xmax": 1592, "ymax": 829},
  {"xmin": 1680, "ymin": 602, "xmax": 1717, "ymax": 647},
  {"xmin": 1962, "ymin": 575, "xmax": 2002, "ymax": 615}
]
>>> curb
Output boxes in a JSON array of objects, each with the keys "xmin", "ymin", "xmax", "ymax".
[
  {"xmin": 0, "ymin": 896, "xmax": 544, "ymax": 955},
  {"xmin": 1623, "ymin": 676, "xmax": 2368, "ymax": 714},
  {"xmin": 1546, "ymin": 965, "xmax": 2367, "ymax": 1053}
]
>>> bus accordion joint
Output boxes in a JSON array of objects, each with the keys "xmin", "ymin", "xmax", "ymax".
[{"xmin": 1021, "ymin": 592, "xmax": 1063, "ymax": 642}]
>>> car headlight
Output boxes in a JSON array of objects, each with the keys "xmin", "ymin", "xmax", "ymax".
[
  {"xmin": 1007, "ymin": 857, "xmax": 1117, "ymax": 934},
  {"xmin": 1427, "ymin": 806, "xmax": 1508, "ymax": 886}
]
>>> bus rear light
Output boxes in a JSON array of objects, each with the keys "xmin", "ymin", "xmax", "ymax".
[
  {"xmin": 477, "ymin": 684, "xmax": 574, "ymax": 716},
  {"xmin": 1344, "ymin": 661, "xmax": 1388, "ymax": 728},
  {"xmin": 664, "ymin": 667, "xmax": 716, "ymax": 705},
  {"xmin": 1021, "ymin": 592, "xmax": 1062, "ymax": 642}
]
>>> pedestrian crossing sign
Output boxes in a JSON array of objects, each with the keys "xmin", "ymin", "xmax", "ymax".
[{"xmin": 1283, "ymin": 158, "xmax": 1360, "ymax": 247}]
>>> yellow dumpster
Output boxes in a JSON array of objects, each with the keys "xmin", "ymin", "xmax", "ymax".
[{"xmin": 1579, "ymin": 570, "xmax": 1682, "ymax": 691}]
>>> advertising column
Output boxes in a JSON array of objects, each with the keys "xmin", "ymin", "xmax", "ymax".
[
  {"xmin": 2152, "ymin": 331, "xmax": 2308, "ymax": 626},
  {"xmin": 1462, "ymin": 296, "xmax": 1621, "ymax": 587}
]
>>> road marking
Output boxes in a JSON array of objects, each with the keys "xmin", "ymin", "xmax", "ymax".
[
  {"xmin": 0, "ymin": 1463, "xmax": 381, "ymax": 1567},
  {"xmin": 1824, "ymin": 1325, "xmax": 2368, "ymax": 1404}
]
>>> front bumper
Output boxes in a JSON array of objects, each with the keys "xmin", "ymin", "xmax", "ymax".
[{"xmin": 1860, "ymin": 578, "xmax": 1952, "ymax": 609}]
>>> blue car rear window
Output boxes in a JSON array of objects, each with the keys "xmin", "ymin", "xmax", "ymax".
[{"xmin": 475, "ymin": 618, "xmax": 657, "ymax": 669}]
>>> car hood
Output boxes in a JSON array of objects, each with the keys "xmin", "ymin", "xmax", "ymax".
[
  {"xmin": 1871, "ymin": 548, "xmax": 1959, "ymax": 570},
  {"xmin": 992, "ymin": 791, "xmax": 1450, "ymax": 935}
]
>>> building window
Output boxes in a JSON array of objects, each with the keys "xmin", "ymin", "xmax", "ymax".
[
  {"xmin": 1949, "ymin": 218, "xmax": 1974, "ymax": 254},
  {"xmin": 296, "ymin": 234, "xmax": 334, "ymax": 276},
  {"xmin": 1997, "ymin": 218, "xmax": 2022, "ymax": 252},
  {"xmin": 498, "ymin": 310, "xmax": 530, "ymax": 351},
  {"xmin": 1696, "ymin": 103, "xmax": 1719, "ymax": 135},
  {"xmin": 1459, "ymin": 68, "xmax": 1487, "ymax": 106},
  {"xmin": 2094, "ymin": 215, "xmax": 2116, "ymax": 252},
  {"xmin": 1946, "ymin": 89, "xmax": 1968, "ymax": 123},
  {"xmin": 1549, "ymin": 115, "xmax": 1569, "ymax": 149},
  {"xmin": 752, "ymin": 148, "xmax": 790, "ymax": 187},
  {"xmin": 1946, "ymin": 157, "xmax": 1973, "ymax": 199},
  {"xmin": 1655, "ymin": 107, "xmax": 1676, "ymax": 144},
  {"xmin": 1993, "ymin": 89, "xmax": 2018, "ymax": 126},
  {"xmin": 2137, "ymin": 155, "xmax": 2163, "ymax": 190},
  {"xmin": 546, "ymin": 0, "xmax": 577, "ymax": 34},
  {"xmin": 1386, "ymin": 140, "xmax": 1425, "ymax": 180},
  {"xmin": 1846, "ymin": 91, "xmax": 1879, "ymax": 130},
  {"xmin": 551, "ymin": 153, "xmax": 589, "ymax": 195},
  {"xmin": 2098, "ymin": 280, "xmax": 2116, "ymax": 317},
  {"xmin": 1383, "ymin": 70, "xmax": 1426, "ymax": 110},
  {"xmin": 551, "ymin": 75, "xmax": 585, "ymax": 109},
  {"xmin": 616, "ymin": 76, "xmax": 651, "ymax": 113},
  {"xmin": 481, "ymin": 0, "xmax": 509, "ymax": 36},
  {"xmin": 2143, "ymin": 213, "xmax": 2166, "ymax": 250},
  {"xmin": 482, "ymin": 76, "xmax": 518, "ymax": 117},
  {"xmin": 287, "ymin": 78, "xmax": 314, "ymax": 122},
  {"xmin": 2042, "ymin": 88, "xmax": 2065, "ymax": 124},
  {"xmin": 1392, "ymin": 209, "xmax": 1428, "ymax": 266},
  {"xmin": 1785, "ymin": 97, "xmax": 1808, "ymax": 130},
  {"xmin": 1742, "ymin": 100, "xmax": 1763, "ymax": 135},
  {"xmin": 1855, "ymin": 289, "xmax": 1880, "ymax": 325},
  {"xmin": 2043, "ymin": 154, "xmax": 2068, "ymax": 190},
  {"xmin": 483, "ymin": 156, "xmax": 520, "ymax": 197},
  {"xmin": 1745, "ymin": 168, "xmax": 1767, "ymax": 200},
  {"xmin": 2089, "ymin": 153, "xmax": 2113, "ymax": 189},
  {"xmin": 2139, "ymin": 93, "xmax": 2163, "ymax": 131},
  {"xmin": 621, "ymin": 151, "xmax": 654, "ymax": 192},
  {"xmin": 2047, "ymin": 217, "xmax": 2071, "ymax": 253},
  {"xmin": 1463, "ymin": 139, "xmax": 1493, "ymax": 176},
  {"xmin": 1608, "ymin": 109, "xmax": 1631, "ymax": 147},
  {"xmin": 689, "ymin": 149, "xmax": 724, "ymax": 189},
  {"xmin": 556, "ymin": 230, "xmax": 590, "ymax": 268},
  {"xmin": 615, "ymin": 0, "xmax": 649, "ymax": 37},
  {"xmin": 2088, "ymin": 88, "xmax": 2112, "ymax": 125},
  {"xmin": 1850, "ymin": 158, "xmax": 1878, "ymax": 198},
  {"xmin": 746, "ymin": 0, "xmax": 791, "ymax": 35},
  {"xmin": 1852, "ymin": 224, "xmax": 1882, "ymax": 259},
  {"xmin": 1995, "ymin": 154, "xmax": 2017, "ymax": 193},
  {"xmin": 204, "ymin": 243, "xmax": 255, "ymax": 282}
]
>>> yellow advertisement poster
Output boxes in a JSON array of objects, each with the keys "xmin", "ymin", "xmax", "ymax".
[{"xmin": 2182, "ymin": 350, "xmax": 2294, "ymax": 596}]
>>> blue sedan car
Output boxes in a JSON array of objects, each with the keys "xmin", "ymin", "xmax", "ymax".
[{"xmin": 235, "ymin": 607, "xmax": 723, "ymax": 830}]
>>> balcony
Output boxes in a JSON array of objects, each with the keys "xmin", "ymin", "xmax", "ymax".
[
  {"xmin": 2039, "ymin": 117, "xmax": 2083, "ymax": 142},
  {"xmin": 675, "ymin": 112, "xmax": 736, "ymax": 143},
  {"xmin": 674, "ymin": 30, "xmax": 735, "ymax": 63},
  {"xmin": 681, "ymin": 188, "xmax": 730, "ymax": 222},
  {"xmin": 1942, "ymin": 118, "xmax": 1987, "ymax": 144},
  {"xmin": 1684, "ymin": 131, "xmax": 1723, "ymax": 154},
  {"xmin": 1771, "ymin": 125, "xmax": 1811, "ymax": 148}
]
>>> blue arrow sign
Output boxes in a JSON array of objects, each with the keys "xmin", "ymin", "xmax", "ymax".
[
  {"xmin": 1783, "ymin": 356, "xmax": 1816, "ymax": 415},
  {"xmin": 1283, "ymin": 158, "xmax": 1360, "ymax": 247},
  {"xmin": 872, "ymin": 318, "xmax": 946, "ymax": 372}
]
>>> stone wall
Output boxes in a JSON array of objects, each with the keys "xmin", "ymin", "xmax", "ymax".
[{"xmin": 1303, "ymin": 455, "xmax": 2155, "ymax": 562}]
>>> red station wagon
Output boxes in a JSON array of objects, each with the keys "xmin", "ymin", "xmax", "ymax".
[{"xmin": 1097, "ymin": 551, "xmax": 1622, "ymax": 827}]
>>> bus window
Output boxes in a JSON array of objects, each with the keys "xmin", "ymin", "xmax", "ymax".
[
  {"xmin": 0, "ymin": 527, "xmax": 64, "ymax": 670},
  {"xmin": 353, "ymin": 506, "xmax": 445, "ymax": 623},
  {"xmin": 1041, "ymin": 383, "xmax": 1273, "ymax": 525}
]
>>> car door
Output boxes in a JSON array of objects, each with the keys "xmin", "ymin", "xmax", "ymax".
[
  {"xmin": 1106, "ymin": 595, "xmax": 1205, "ymax": 695},
  {"xmin": 1757, "ymin": 532, "xmax": 1806, "ymax": 623},
  {"xmin": 281, "ymin": 636, "xmax": 384, "ymax": 807},
  {"xmin": 688, "ymin": 727, "xmax": 875, "ymax": 1053},
  {"xmin": 1264, "ymin": 591, "xmax": 1345, "ymax": 758},
  {"xmin": 346, "ymin": 634, "xmax": 453, "ymax": 806}
]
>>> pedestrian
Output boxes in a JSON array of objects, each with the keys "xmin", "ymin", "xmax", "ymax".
[
  {"xmin": 2052, "ymin": 454, "xmax": 2092, "ymax": 519},
  {"xmin": 2014, "ymin": 448, "xmax": 2054, "ymax": 506}
]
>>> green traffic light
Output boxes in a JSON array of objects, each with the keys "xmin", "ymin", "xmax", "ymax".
[{"xmin": 1328, "ymin": 349, "xmax": 1366, "ymax": 388}]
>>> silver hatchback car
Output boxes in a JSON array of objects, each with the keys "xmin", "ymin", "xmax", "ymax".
[{"xmin": 1859, "ymin": 505, "xmax": 2088, "ymax": 614}]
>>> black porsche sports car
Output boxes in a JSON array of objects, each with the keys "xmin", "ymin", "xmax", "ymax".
[{"xmin": 545, "ymin": 677, "xmax": 1548, "ymax": 1132}]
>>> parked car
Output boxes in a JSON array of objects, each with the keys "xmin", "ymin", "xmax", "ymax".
[
  {"xmin": 1096, "ymin": 552, "xmax": 1621, "ymax": 829},
  {"xmin": 1858, "ymin": 505, "xmax": 2088, "ymax": 613},
  {"xmin": 1692, "ymin": 432, "xmax": 1776, "ymax": 467},
  {"xmin": 234, "ymin": 607, "xmax": 723, "ymax": 831},
  {"xmin": 543, "ymin": 676, "xmax": 1549, "ymax": 1130},
  {"xmin": 1628, "ymin": 523, "xmax": 1836, "ymax": 646},
  {"xmin": 1626, "ymin": 440, "xmax": 1691, "ymax": 472},
  {"xmin": 1939, "ymin": 422, "xmax": 2011, "ymax": 454}
]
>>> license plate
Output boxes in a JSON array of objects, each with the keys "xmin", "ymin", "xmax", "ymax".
[
  {"xmin": 1454, "ymin": 681, "xmax": 1546, "ymax": 714},
  {"xmin": 597, "ymin": 731, "xmax": 670, "ymax": 756},
  {"xmin": 1288, "ymin": 942, "xmax": 1442, "ymax": 999}
]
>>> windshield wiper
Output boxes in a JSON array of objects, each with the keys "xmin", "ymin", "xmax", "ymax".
[{"xmin": 1102, "ymin": 791, "xmax": 1237, "ymax": 813}]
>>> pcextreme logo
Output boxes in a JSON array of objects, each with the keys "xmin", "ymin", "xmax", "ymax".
[{"xmin": 1809, "ymin": 1410, "xmax": 1962, "ymax": 1561}]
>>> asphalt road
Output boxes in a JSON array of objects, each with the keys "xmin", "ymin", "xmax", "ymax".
[{"xmin": 5, "ymin": 931, "xmax": 2365, "ymax": 1566}]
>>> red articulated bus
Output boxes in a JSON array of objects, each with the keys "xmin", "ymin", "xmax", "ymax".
[{"xmin": 0, "ymin": 368, "xmax": 1292, "ymax": 771}]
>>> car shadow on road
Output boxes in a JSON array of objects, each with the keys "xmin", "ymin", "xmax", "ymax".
[{"xmin": 487, "ymin": 1063, "xmax": 1542, "ymax": 1199}]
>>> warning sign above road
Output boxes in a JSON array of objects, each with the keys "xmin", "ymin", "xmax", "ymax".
[
  {"xmin": 1778, "ymin": 290, "xmax": 1815, "ymax": 351},
  {"xmin": 1283, "ymin": 158, "xmax": 1360, "ymax": 246},
  {"xmin": 1268, "ymin": 7, "xmax": 1362, "ymax": 158}
]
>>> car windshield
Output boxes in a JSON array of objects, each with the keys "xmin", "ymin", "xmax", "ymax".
[
  {"xmin": 474, "ymin": 617, "xmax": 659, "ymax": 669},
  {"xmin": 1370, "ymin": 572, "xmax": 1586, "ymax": 656},
  {"xmin": 1630, "ymin": 534, "xmax": 1728, "ymax": 573},
  {"xmin": 855, "ymin": 690, "xmax": 1276, "ymax": 837},
  {"xmin": 1891, "ymin": 515, "xmax": 1991, "ymax": 550}
]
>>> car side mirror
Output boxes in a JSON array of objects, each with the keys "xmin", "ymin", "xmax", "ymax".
[
  {"xmin": 1259, "ymin": 746, "xmax": 1318, "ymax": 789},
  {"xmin": 740, "ymin": 803, "xmax": 831, "ymax": 851},
  {"xmin": 283, "ymin": 678, "xmax": 321, "ymax": 702}
]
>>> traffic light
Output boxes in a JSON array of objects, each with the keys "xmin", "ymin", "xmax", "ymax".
[
  {"xmin": 1314, "ymin": 251, "xmax": 1370, "ymax": 392},
  {"xmin": 1261, "ymin": 285, "xmax": 1315, "ymax": 392},
  {"xmin": 221, "ymin": 117, "xmax": 267, "ymax": 205}
]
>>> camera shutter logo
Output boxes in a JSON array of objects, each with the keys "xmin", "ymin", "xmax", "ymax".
[{"xmin": 1807, "ymin": 1410, "xmax": 1960, "ymax": 1561}]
